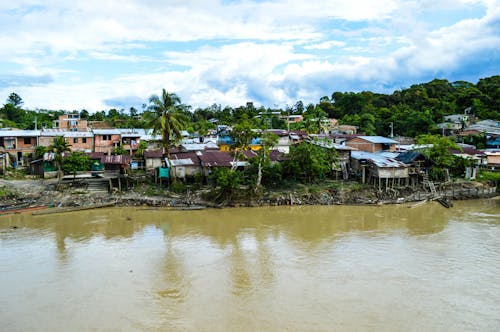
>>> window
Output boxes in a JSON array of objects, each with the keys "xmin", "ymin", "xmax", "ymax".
[
  {"xmin": 82, "ymin": 138, "xmax": 87, "ymax": 144},
  {"xmin": 102, "ymin": 135, "xmax": 111, "ymax": 141},
  {"xmin": 23, "ymin": 137, "xmax": 31, "ymax": 145},
  {"xmin": 73, "ymin": 138, "xmax": 78, "ymax": 144}
]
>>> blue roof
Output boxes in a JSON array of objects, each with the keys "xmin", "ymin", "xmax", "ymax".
[{"xmin": 357, "ymin": 136, "xmax": 398, "ymax": 144}]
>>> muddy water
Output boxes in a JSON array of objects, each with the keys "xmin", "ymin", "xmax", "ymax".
[{"xmin": 1, "ymin": 199, "xmax": 499, "ymax": 331}]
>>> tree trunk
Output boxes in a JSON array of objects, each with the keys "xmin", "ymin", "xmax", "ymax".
[
  {"xmin": 255, "ymin": 158, "xmax": 263, "ymax": 191},
  {"xmin": 56, "ymin": 163, "xmax": 62, "ymax": 190}
]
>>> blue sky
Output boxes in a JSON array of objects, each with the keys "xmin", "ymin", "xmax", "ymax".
[{"xmin": 0, "ymin": 0, "xmax": 499, "ymax": 112}]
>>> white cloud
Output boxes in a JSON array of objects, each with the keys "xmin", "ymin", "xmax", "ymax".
[{"xmin": 0, "ymin": 0, "xmax": 499, "ymax": 111}]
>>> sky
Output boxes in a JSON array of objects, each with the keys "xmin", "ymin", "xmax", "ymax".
[{"xmin": 0, "ymin": 0, "xmax": 499, "ymax": 112}]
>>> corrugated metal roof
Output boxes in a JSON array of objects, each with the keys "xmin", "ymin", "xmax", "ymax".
[
  {"xmin": 308, "ymin": 139, "xmax": 357, "ymax": 151},
  {"xmin": 101, "ymin": 154, "xmax": 131, "ymax": 165},
  {"xmin": 181, "ymin": 142, "xmax": 219, "ymax": 151},
  {"xmin": 93, "ymin": 129, "xmax": 121, "ymax": 135},
  {"xmin": 198, "ymin": 151, "xmax": 234, "ymax": 167},
  {"xmin": 356, "ymin": 136, "xmax": 399, "ymax": 144},
  {"xmin": 143, "ymin": 150, "xmax": 164, "ymax": 158},
  {"xmin": 351, "ymin": 151, "xmax": 407, "ymax": 168},
  {"xmin": 0, "ymin": 130, "xmax": 40, "ymax": 137},
  {"xmin": 63, "ymin": 131, "xmax": 93, "ymax": 138},
  {"xmin": 169, "ymin": 152, "xmax": 201, "ymax": 166}
]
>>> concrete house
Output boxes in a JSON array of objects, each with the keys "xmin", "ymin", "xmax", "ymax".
[
  {"xmin": 346, "ymin": 136, "xmax": 398, "ymax": 153},
  {"xmin": 0, "ymin": 130, "xmax": 40, "ymax": 166},
  {"xmin": 93, "ymin": 129, "xmax": 121, "ymax": 154}
]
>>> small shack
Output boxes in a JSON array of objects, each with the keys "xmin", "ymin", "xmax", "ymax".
[
  {"xmin": 144, "ymin": 150, "xmax": 164, "ymax": 171},
  {"xmin": 351, "ymin": 151, "xmax": 409, "ymax": 189},
  {"xmin": 168, "ymin": 151, "xmax": 202, "ymax": 180}
]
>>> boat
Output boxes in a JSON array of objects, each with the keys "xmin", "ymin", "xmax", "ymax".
[{"xmin": 0, "ymin": 205, "xmax": 48, "ymax": 215}]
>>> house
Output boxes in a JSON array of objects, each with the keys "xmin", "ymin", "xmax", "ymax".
[
  {"xmin": 346, "ymin": 136, "xmax": 398, "ymax": 153},
  {"xmin": 119, "ymin": 129, "xmax": 145, "ymax": 155},
  {"xmin": 0, "ymin": 130, "xmax": 40, "ymax": 166},
  {"xmin": 264, "ymin": 129, "xmax": 292, "ymax": 153},
  {"xmin": 396, "ymin": 150, "xmax": 431, "ymax": 186},
  {"xmin": 101, "ymin": 154, "xmax": 131, "ymax": 176},
  {"xmin": 461, "ymin": 120, "xmax": 500, "ymax": 149},
  {"xmin": 52, "ymin": 113, "xmax": 88, "ymax": 131},
  {"xmin": 484, "ymin": 150, "xmax": 500, "ymax": 170},
  {"xmin": 143, "ymin": 150, "xmax": 164, "ymax": 171},
  {"xmin": 93, "ymin": 129, "xmax": 121, "ymax": 154},
  {"xmin": 64, "ymin": 131, "xmax": 93, "ymax": 152},
  {"xmin": 217, "ymin": 130, "xmax": 262, "ymax": 152},
  {"xmin": 308, "ymin": 138, "xmax": 356, "ymax": 179},
  {"xmin": 198, "ymin": 150, "xmax": 254, "ymax": 177},
  {"xmin": 351, "ymin": 151, "xmax": 409, "ymax": 188},
  {"xmin": 449, "ymin": 146, "xmax": 487, "ymax": 179},
  {"xmin": 437, "ymin": 114, "xmax": 469, "ymax": 136},
  {"xmin": 168, "ymin": 151, "xmax": 202, "ymax": 179}
]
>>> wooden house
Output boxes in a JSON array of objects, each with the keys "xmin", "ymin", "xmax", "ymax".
[
  {"xmin": 168, "ymin": 151, "xmax": 202, "ymax": 180},
  {"xmin": 351, "ymin": 151, "xmax": 409, "ymax": 189},
  {"xmin": 143, "ymin": 150, "xmax": 164, "ymax": 171}
]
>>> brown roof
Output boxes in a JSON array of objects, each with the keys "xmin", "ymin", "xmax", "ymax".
[
  {"xmin": 269, "ymin": 149, "xmax": 288, "ymax": 162},
  {"xmin": 198, "ymin": 151, "xmax": 234, "ymax": 167},
  {"xmin": 143, "ymin": 150, "xmax": 164, "ymax": 158},
  {"xmin": 101, "ymin": 154, "xmax": 132, "ymax": 165},
  {"xmin": 87, "ymin": 152, "xmax": 105, "ymax": 160},
  {"xmin": 169, "ymin": 151, "xmax": 201, "ymax": 166}
]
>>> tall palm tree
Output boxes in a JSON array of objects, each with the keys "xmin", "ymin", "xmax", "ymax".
[
  {"xmin": 146, "ymin": 89, "xmax": 188, "ymax": 157},
  {"xmin": 49, "ymin": 136, "xmax": 72, "ymax": 189}
]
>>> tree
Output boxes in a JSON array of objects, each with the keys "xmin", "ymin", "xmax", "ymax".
[
  {"xmin": 48, "ymin": 136, "xmax": 72, "ymax": 188},
  {"xmin": 62, "ymin": 152, "xmax": 92, "ymax": 183},
  {"xmin": 284, "ymin": 142, "xmax": 334, "ymax": 183},
  {"xmin": 303, "ymin": 105, "xmax": 327, "ymax": 134},
  {"xmin": 229, "ymin": 115, "xmax": 259, "ymax": 170},
  {"xmin": 6, "ymin": 93, "xmax": 23, "ymax": 108},
  {"xmin": 416, "ymin": 134, "xmax": 460, "ymax": 180},
  {"xmin": 254, "ymin": 132, "xmax": 279, "ymax": 189},
  {"xmin": 146, "ymin": 89, "xmax": 188, "ymax": 157}
]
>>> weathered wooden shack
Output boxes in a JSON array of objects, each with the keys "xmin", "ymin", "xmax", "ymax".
[{"xmin": 351, "ymin": 151, "xmax": 409, "ymax": 189}]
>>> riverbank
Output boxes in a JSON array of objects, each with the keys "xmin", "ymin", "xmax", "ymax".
[{"xmin": 0, "ymin": 177, "xmax": 497, "ymax": 211}]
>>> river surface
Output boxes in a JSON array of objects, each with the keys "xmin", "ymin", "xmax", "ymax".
[{"xmin": 1, "ymin": 199, "xmax": 499, "ymax": 331}]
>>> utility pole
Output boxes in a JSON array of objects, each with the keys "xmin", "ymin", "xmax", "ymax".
[{"xmin": 389, "ymin": 122, "xmax": 394, "ymax": 138}]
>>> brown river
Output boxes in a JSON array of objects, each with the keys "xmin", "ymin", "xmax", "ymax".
[{"xmin": 1, "ymin": 199, "xmax": 499, "ymax": 331}]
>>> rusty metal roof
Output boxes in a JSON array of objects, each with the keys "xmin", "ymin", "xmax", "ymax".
[
  {"xmin": 143, "ymin": 150, "xmax": 164, "ymax": 158},
  {"xmin": 101, "ymin": 154, "xmax": 131, "ymax": 165}
]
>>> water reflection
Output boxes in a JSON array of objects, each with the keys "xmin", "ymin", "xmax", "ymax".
[{"xmin": 1, "ymin": 199, "xmax": 499, "ymax": 331}]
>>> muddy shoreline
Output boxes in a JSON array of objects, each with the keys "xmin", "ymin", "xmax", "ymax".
[{"xmin": 0, "ymin": 178, "xmax": 497, "ymax": 212}]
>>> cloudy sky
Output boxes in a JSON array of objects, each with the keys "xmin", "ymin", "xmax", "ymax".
[{"xmin": 0, "ymin": 0, "xmax": 499, "ymax": 112}]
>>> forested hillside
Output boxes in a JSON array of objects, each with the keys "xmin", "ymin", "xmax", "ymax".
[{"xmin": 1, "ymin": 76, "xmax": 499, "ymax": 138}]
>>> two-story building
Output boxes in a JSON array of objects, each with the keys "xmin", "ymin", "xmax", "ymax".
[{"xmin": 0, "ymin": 130, "xmax": 40, "ymax": 166}]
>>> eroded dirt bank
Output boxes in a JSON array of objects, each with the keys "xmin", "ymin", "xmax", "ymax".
[{"xmin": 0, "ymin": 178, "xmax": 497, "ymax": 210}]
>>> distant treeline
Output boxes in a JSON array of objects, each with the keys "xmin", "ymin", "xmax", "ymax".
[{"xmin": 1, "ymin": 76, "xmax": 499, "ymax": 138}]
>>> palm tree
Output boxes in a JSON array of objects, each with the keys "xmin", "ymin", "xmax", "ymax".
[
  {"xmin": 49, "ymin": 136, "xmax": 72, "ymax": 189},
  {"xmin": 146, "ymin": 89, "xmax": 188, "ymax": 157}
]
